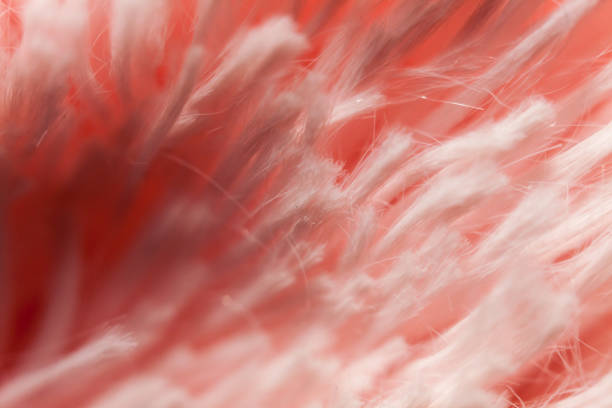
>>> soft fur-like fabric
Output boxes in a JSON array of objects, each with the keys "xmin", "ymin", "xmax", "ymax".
[{"xmin": 3, "ymin": 0, "xmax": 612, "ymax": 407}]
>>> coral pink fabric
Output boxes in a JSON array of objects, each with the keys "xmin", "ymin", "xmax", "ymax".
[{"xmin": 2, "ymin": 1, "xmax": 612, "ymax": 407}]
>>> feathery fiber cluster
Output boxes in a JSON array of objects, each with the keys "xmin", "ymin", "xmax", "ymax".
[{"xmin": 3, "ymin": 0, "xmax": 612, "ymax": 407}]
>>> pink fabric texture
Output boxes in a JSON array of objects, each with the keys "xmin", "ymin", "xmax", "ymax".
[{"xmin": 2, "ymin": 0, "xmax": 612, "ymax": 407}]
